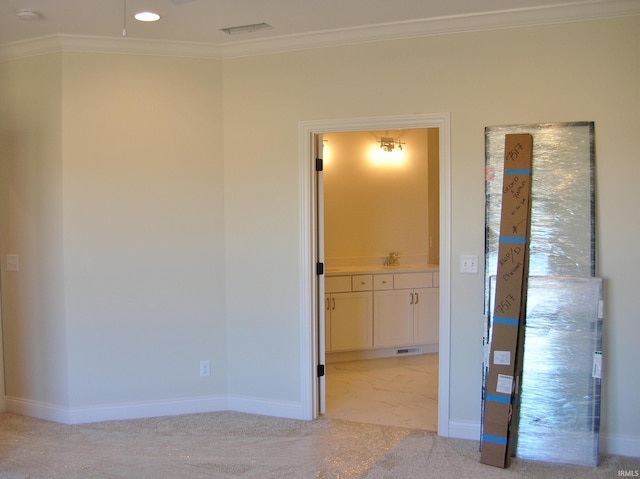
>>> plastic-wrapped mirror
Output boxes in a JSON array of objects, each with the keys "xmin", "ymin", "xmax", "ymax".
[
  {"xmin": 485, "ymin": 122, "xmax": 595, "ymax": 286},
  {"xmin": 484, "ymin": 122, "xmax": 599, "ymax": 466},
  {"xmin": 487, "ymin": 276, "xmax": 603, "ymax": 466}
]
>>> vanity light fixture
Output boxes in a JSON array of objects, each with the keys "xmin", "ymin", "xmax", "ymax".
[
  {"xmin": 379, "ymin": 136, "xmax": 405, "ymax": 152},
  {"xmin": 369, "ymin": 133, "xmax": 406, "ymax": 166},
  {"xmin": 135, "ymin": 11, "xmax": 161, "ymax": 21}
]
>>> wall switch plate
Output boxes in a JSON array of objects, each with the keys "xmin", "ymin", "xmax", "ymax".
[
  {"xmin": 199, "ymin": 360, "xmax": 210, "ymax": 377},
  {"xmin": 460, "ymin": 255, "xmax": 478, "ymax": 274}
]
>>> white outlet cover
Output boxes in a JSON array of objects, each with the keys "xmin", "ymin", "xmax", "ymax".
[
  {"xmin": 200, "ymin": 360, "xmax": 211, "ymax": 377},
  {"xmin": 6, "ymin": 254, "xmax": 19, "ymax": 271}
]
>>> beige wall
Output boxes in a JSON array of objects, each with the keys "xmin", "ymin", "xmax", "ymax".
[
  {"xmin": 0, "ymin": 14, "xmax": 638, "ymax": 453},
  {"xmin": 222, "ymin": 16, "xmax": 640, "ymax": 448},
  {"xmin": 0, "ymin": 52, "xmax": 227, "ymax": 415},
  {"xmin": 323, "ymin": 129, "xmax": 434, "ymax": 267},
  {"xmin": 0, "ymin": 53, "xmax": 67, "ymax": 407},
  {"xmin": 62, "ymin": 53, "xmax": 228, "ymax": 408}
]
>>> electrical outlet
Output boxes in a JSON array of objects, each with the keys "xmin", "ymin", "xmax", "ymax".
[
  {"xmin": 460, "ymin": 255, "xmax": 479, "ymax": 274},
  {"xmin": 6, "ymin": 254, "xmax": 19, "ymax": 272},
  {"xmin": 199, "ymin": 360, "xmax": 210, "ymax": 377}
]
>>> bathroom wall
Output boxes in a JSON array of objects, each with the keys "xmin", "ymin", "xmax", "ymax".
[{"xmin": 323, "ymin": 129, "xmax": 436, "ymax": 267}]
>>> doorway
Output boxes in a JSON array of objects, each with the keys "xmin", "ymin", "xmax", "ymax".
[
  {"xmin": 299, "ymin": 113, "xmax": 451, "ymax": 436},
  {"xmin": 321, "ymin": 128, "xmax": 438, "ymax": 430}
]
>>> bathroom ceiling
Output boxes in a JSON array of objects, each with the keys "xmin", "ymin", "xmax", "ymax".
[{"xmin": 1, "ymin": 0, "xmax": 637, "ymax": 48}]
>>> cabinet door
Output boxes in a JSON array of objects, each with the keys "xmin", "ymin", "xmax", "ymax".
[
  {"xmin": 373, "ymin": 289, "xmax": 413, "ymax": 347},
  {"xmin": 330, "ymin": 292, "xmax": 373, "ymax": 351},
  {"xmin": 413, "ymin": 288, "xmax": 439, "ymax": 345}
]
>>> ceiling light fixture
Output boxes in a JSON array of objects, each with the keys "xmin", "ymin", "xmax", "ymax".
[
  {"xmin": 135, "ymin": 11, "xmax": 161, "ymax": 22},
  {"xmin": 221, "ymin": 22, "xmax": 272, "ymax": 35}
]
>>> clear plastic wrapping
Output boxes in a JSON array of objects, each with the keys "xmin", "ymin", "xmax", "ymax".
[
  {"xmin": 485, "ymin": 122, "xmax": 595, "ymax": 289},
  {"xmin": 487, "ymin": 276, "xmax": 603, "ymax": 466}
]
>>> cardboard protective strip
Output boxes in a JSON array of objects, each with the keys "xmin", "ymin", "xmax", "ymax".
[{"xmin": 480, "ymin": 133, "xmax": 533, "ymax": 468}]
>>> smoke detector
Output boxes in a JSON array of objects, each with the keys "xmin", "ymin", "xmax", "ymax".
[{"xmin": 17, "ymin": 8, "xmax": 41, "ymax": 21}]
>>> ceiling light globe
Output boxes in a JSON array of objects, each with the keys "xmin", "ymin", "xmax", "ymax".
[{"xmin": 134, "ymin": 11, "xmax": 161, "ymax": 22}]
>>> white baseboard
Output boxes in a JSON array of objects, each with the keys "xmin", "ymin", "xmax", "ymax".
[
  {"xmin": 226, "ymin": 394, "xmax": 307, "ymax": 420},
  {"xmin": 447, "ymin": 419, "xmax": 481, "ymax": 441},
  {"xmin": 4, "ymin": 394, "xmax": 307, "ymax": 425},
  {"xmin": 5, "ymin": 395, "xmax": 227, "ymax": 425},
  {"xmin": 5, "ymin": 396, "xmax": 71, "ymax": 423},
  {"xmin": 600, "ymin": 433, "xmax": 640, "ymax": 458}
]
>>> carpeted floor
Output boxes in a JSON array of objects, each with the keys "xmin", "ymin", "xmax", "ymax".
[{"xmin": 0, "ymin": 411, "xmax": 638, "ymax": 478}]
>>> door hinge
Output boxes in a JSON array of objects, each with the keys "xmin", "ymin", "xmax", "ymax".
[
  {"xmin": 317, "ymin": 364, "xmax": 325, "ymax": 377},
  {"xmin": 316, "ymin": 262, "xmax": 324, "ymax": 275},
  {"xmin": 315, "ymin": 157, "xmax": 323, "ymax": 172}
]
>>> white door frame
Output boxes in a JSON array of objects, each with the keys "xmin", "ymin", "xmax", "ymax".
[
  {"xmin": 298, "ymin": 113, "xmax": 451, "ymax": 436},
  {"xmin": 0, "ymin": 272, "xmax": 4, "ymax": 412}
]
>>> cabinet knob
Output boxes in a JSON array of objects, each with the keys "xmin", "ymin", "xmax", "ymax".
[{"xmin": 410, "ymin": 292, "xmax": 414, "ymax": 304}]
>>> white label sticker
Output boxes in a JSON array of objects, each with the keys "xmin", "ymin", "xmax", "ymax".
[
  {"xmin": 592, "ymin": 351, "xmax": 602, "ymax": 379},
  {"xmin": 483, "ymin": 339, "xmax": 491, "ymax": 368},
  {"xmin": 493, "ymin": 350, "xmax": 511, "ymax": 366},
  {"xmin": 496, "ymin": 374, "xmax": 514, "ymax": 395}
]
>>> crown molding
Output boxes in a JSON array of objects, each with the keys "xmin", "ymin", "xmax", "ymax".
[
  {"xmin": 0, "ymin": 35, "xmax": 222, "ymax": 62},
  {"xmin": 0, "ymin": 35, "xmax": 62, "ymax": 62},
  {"xmin": 58, "ymin": 35, "xmax": 224, "ymax": 59},
  {"xmin": 1, "ymin": 0, "xmax": 638, "ymax": 62},
  {"xmin": 219, "ymin": 0, "xmax": 640, "ymax": 58}
]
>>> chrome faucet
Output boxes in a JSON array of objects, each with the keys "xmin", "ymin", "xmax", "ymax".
[{"xmin": 384, "ymin": 252, "xmax": 400, "ymax": 267}]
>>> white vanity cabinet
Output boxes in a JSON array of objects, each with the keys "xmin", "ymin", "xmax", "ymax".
[
  {"xmin": 325, "ymin": 275, "xmax": 373, "ymax": 352},
  {"xmin": 373, "ymin": 272, "xmax": 439, "ymax": 348},
  {"xmin": 325, "ymin": 269, "xmax": 439, "ymax": 356}
]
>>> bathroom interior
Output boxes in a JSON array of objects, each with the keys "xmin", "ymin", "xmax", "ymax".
[{"xmin": 321, "ymin": 128, "xmax": 440, "ymax": 431}]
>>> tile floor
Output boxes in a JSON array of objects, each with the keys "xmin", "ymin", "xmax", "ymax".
[{"xmin": 324, "ymin": 352, "xmax": 438, "ymax": 431}]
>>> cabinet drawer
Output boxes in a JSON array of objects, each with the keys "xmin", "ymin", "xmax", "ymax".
[
  {"xmin": 373, "ymin": 274, "xmax": 393, "ymax": 290},
  {"xmin": 326, "ymin": 276, "xmax": 352, "ymax": 293},
  {"xmin": 394, "ymin": 272, "xmax": 433, "ymax": 289},
  {"xmin": 352, "ymin": 275, "xmax": 372, "ymax": 291},
  {"xmin": 433, "ymin": 272, "xmax": 440, "ymax": 287}
]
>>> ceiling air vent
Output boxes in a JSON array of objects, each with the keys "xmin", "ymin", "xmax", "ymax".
[{"xmin": 220, "ymin": 22, "xmax": 272, "ymax": 35}]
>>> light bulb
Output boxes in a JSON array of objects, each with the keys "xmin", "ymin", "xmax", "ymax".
[{"xmin": 135, "ymin": 11, "xmax": 161, "ymax": 22}]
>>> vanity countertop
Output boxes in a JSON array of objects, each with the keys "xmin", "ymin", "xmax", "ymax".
[{"xmin": 325, "ymin": 264, "xmax": 439, "ymax": 276}]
